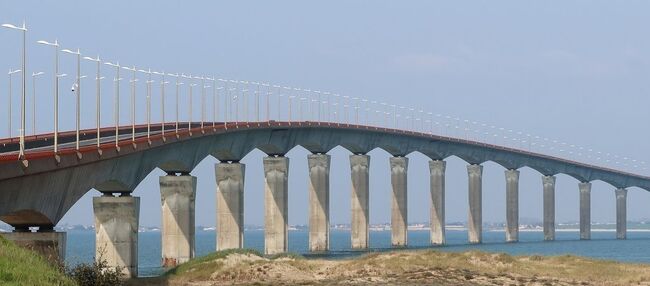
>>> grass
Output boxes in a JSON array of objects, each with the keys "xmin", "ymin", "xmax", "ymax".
[
  {"xmin": 130, "ymin": 248, "xmax": 650, "ymax": 285},
  {"xmin": 342, "ymin": 250, "xmax": 650, "ymax": 285},
  {"xmin": 0, "ymin": 236, "xmax": 75, "ymax": 286}
]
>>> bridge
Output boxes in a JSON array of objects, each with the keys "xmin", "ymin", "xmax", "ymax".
[{"xmin": 1, "ymin": 22, "xmax": 649, "ymax": 278}]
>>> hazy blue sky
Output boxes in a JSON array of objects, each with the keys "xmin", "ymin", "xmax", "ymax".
[{"xmin": 2, "ymin": 1, "xmax": 650, "ymax": 227}]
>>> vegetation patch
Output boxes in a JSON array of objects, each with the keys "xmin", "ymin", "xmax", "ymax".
[
  {"xmin": 128, "ymin": 248, "xmax": 650, "ymax": 285},
  {"xmin": 0, "ymin": 236, "xmax": 74, "ymax": 286}
]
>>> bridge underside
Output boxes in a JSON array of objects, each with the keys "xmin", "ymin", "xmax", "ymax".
[{"xmin": 0, "ymin": 122, "xmax": 648, "ymax": 227}]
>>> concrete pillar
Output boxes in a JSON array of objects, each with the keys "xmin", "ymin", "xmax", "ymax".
[
  {"xmin": 93, "ymin": 195, "xmax": 140, "ymax": 277},
  {"xmin": 390, "ymin": 156, "xmax": 408, "ymax": 247},
  {"xmin": 1, "ymin": 230, "xmax": 66, "ymax": 264},
  {"xmin": 615, "ymin": 188, "xmax": 627, "ymax": 240},
  {"xmin": 505, "ymin": 169, "xmax": 519, "ymax": 242},
  {"xmin": 429, "ymin": 160, "xmax": 446, "ymax": 245},
  {"xmin": 350, "ymin": 154, "xmax": 370, "ymax": 249},
  {"xmin": 263, "ymin": 156, "xmax": 289, "ymax": 255},
  {"xmin": 308, "ymin": 154, "xmax": 331, "ymax": 252},
  {"xmin": 579, "ymin": 182, "xmax": 592, "ymax": 240},
  {"xmin": 467, "ymin": 164, "xmax": 483, "ymax": 244},
  {"xmin": 160, "ymin": 174, "xmax": 196, "ymax": 267},
  {"xmin": 542, "ymin": 175, "xmax": 556, "ymax": 241},
  {"xmin": 215, "ymin": 163, "xmax": 245, "ymax": 251}
]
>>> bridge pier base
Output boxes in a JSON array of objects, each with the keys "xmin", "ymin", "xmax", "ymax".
[
  {"xmin": 615, "ymin": 188, "xmax": 627, "ymax": 240},
  {"xmin": 93, "ymin": 194, "xmax": 140, "ymax": 278},
  {"xmin": 467, "ymin": 164, "xmax": 483, "ymax": 244},
  {"xmin": 579, "ymin": 182, "xmax": 592, "ymax": 240},
  {"xmin": 350, "ymin": 154, "xmax": 370, "ymax": 249},
  {"xmin": 216, "ymin": 162, "xmax": 245, "ymax": 250},
  {"xmin": 429, "ymin": 160, "xmax": 446, "ymax": 245},
  {"xmin": 390, "ymin": 156, "xmax": 408, "ymax": 247},
  {"xmin": 308, "ymin": 154, "xmax": 331, "ymax": 252},
  {"xmin": 1, "ymin": 229, "xmax": 66, "ymax": 264},
  {"xmin": 542, "ymin": 175, "xmax": 556, "ymax": 241},
  {"xmin": 505, "ymin": 169, "xmax": 519, "ymax": 242},
  {"xmin": 159, "ymin": 173, "xmax": 196, "ymax": 267},
  {"xmin": 263, "ymin": 156, "xmax": 289, "ymax": 255}
]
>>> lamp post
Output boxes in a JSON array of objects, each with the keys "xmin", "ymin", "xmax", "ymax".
[
  {"xmin": 168, "ymin": 73, "xmax": 182, "ymax": 134},
  {"xmin": 333, "ymin": 94, "xmax": 340, "ymax": 124},
  {"xmin": 7, "ymin": 69, "xmax": 21, "ymax": 138},
  {"xmin": 37, "ymin": 39, "xmax": 61, "ymax": 153},
  {"xmin": 181, "ymin": 74, "xmax": 193, "ymax": 132},
  {"xmin": 205, "ymin": 77, "xmax": 216, "ymax": 128},
  {"xmin": 263, "ymin": 83, "xmax": 271, "ymax": 122},
  {"xmin": 104, "ymin": 61, "xmax": 122, "ymax": 149},
  {"xmin": 241, "ymin": 81, "xmax": 248, "ymax": 123},
  {"xmin": 84, "ymin": 56, "xmax": 103, "ymax": 148},
  {"xmin": 273, "ymin": 85, "xmax": 281, "ymax": 121},
  {"xmin": 343, "ymin": 95, "xmax": 350, "ymax": 126},
  {"xmin": 31, "ymin": 71, "xmax": 44, "ymax": 135},
  {"xmin": 193, "ymin": 76, "xmax": 206, "ymax": 130},
  {"xmin": 229, "ymin": 80, "xmax": 238, "ymax": 125},
  {"xmin": 218, "ymin": 79, "xmax": 227, "ymax": 127},
  {"xmin": 2, "ymin": 21, "xmax": 27, "ymax": 159},
  {"xmin": 153, "ymin": 71, "xmax": 168, "ymax": 137},
  {"xmin": 61, "ymin": 48, "xmax": 82, "ymax": 151},
  {"xmin": 122, "ymin": 66, "xmax": 137, "ymax": 142},
  {"xmin": 251, "ymin": 81, "xmax": 260, "ymax": 122},
  {"xmin": 314, "ymin": 90, "xmax": 321, "ymax": 124},
  {"xmin": 138, "ymin": 68, "xmax": 154, "ymax": 140}
]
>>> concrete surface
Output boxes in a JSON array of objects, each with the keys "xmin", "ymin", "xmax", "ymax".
[{"xmin": 215, "ymin": 163, "xmax": 245, "ymax": 251}]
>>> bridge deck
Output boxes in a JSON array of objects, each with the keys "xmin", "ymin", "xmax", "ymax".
[{"xmin": 1, "ymin": 121, "xmax": 648, "ymax": 183}]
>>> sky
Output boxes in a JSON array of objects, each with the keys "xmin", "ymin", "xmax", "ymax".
[{"xmin": 1, "ymin": 1, "xmax": 650, "ymax": 227}]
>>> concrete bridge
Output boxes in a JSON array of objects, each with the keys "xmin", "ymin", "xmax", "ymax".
[
  {"xmin": 1, "ymin": 120, "xmax": 647, "ymax": 277},
  {"xmin": 1, "ymin": 16, "xmax": 647, "ymax": 278}
]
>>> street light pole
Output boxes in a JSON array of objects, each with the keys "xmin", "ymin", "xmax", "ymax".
[
  {"xmin": 138, "ymin": 68, "xmax": 154, "ymax": 140},
  {"xmin": 2, "ymin": 21, "xmax": 27, "ymax": 159},
  {"xmin": 264, "ymin": 83, "xmax": 270, "ymax": 122},
  {"xmin": 181, "ymin": 74, "xmax": 193, "ymax": 133},
  {"xmin": 39, "ymin": 39, "xmax": 62, "ymax": 153},
  {"xmin": 193, "ymin": 76, "xmax": 206, "ymax": 130},
  {"xmin": 84, "ymin": 56, "xmax": 103, "ymax": 148},
  {"xmin": 61, "ymin": 48, "xmax": 82, "ymax": 151},
  {"xmin": 122, "ymin": 66, "xmax": 137, "ymax": 143},
  {"xmin": 153, "ymin": 71, "xmax": 168, "ymax": 137},
  {"xmin": 31, "ymin": 71, "xmax": 44, "ymax": 135},
  {"xmin": 168, "ymin": 73, "xmax": 182, "ymax": 135},
  {"xmin": 105, "ymin": 61, "xmax": 121, "ymax": 149},
  {"xmin": 205, "ymin": 77, "xmax": 216, "ymax": 129},
  {"xmin": 7, "ymin": 69, "xmax": 21, "ymax": 138}
]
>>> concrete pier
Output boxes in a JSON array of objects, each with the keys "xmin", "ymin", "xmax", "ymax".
[
  {"xmin": 308, "ymin": 154, "xmax": 331, "ymax": 252},
  {"xmin": 505, "ymin": 169, "xmax": 519, "ymax": 242},
  {"xmin": 263, "ymin": 156, "xmax": 289, "ymax": 255},
  {"xmin": 390, "ymin": 156, "xmax": 408, "ymax": 247},
  {"xmin": 429, "ymin": 160, "xmax": 446, "ymax": 245},
  {"xmin": 615, "ymin": 188, "xmax": 627, "ymax": 240},
  {"xmin": 350, "ymin": 154, "xmax": 370, "ymax": 249},
  {"xmin": 542, "ymin": 175, "xmax": 556, "ymax": 241},
  {"xmin": 159, "ymin": 174, "xmax": 196, "ymax": 267},
  {"xmin": 93, "ymin": 195, "xmax": 140, "ymax": 277},
  {"xmin": 467, "ymin": 164, "xmax": 483, "ymax": 244},
  {"xmin": 2, "ymin": 230, "xmax": 66, "ymax": 264},
  {"xmin": 579, "ymin": 182, "xmax": 592, "ymax": 240},
  {"xmin": 215, "ymin": 163, "xmax": 245, "ymax": 251}
]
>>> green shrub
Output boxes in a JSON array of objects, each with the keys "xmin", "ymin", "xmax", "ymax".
[{"xmin": 65, "ymin": 251, "xmax": 125, "ymax": 286}]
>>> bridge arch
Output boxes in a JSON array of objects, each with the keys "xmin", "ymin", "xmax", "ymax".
[{"xmin": 1, "ymin": 123, "xmax": 649, "ymax": 228}]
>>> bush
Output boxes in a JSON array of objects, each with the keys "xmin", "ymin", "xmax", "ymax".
[{"xmin": 66, "ymin": 253, "xmax": 125, "ymax": 286}]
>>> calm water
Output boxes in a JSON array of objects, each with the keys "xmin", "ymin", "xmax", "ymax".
[{"xmin": 65, "ymin": 229, "xmax": 650, "ymax": 277}]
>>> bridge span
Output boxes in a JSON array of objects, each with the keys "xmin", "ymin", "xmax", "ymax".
[{"xmin": 0, "ymin": 120, "xmax": 647, "ymax": 277}]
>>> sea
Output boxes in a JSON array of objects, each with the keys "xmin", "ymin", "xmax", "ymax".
[{"xmin": 63, "ymin": 229, "xmax": 650, "ymax": 277}]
